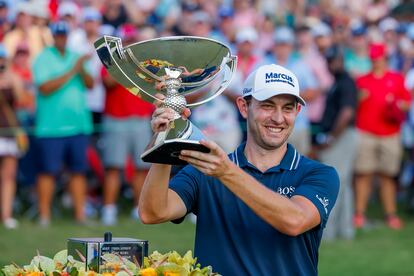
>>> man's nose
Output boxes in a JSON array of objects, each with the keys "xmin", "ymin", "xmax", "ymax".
[{"xmin": 271, "ymin": 108, "xmax": 285, "ymax": 124}]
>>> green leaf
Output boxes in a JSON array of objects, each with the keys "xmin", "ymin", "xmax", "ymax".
[
  {"xmin": 69, "ymin": 266, "xmax": 79, "ymax": 276},
  {"xmin": 53, "ymin": 250, "xmax": 68, "ymax": 270},
  {"xmin": 53, "ymin": 270, "xmax": 62, "ymax": 276},
  {"xmin": 23, "ymin": 263, "xmax": 40, "ymax": 272},
  {"xmin": 1, "ymin": 265, "xmax": 21, "ymax": 276},
  {"xmin": 157, "ymin": 263, "xmax": 188, "ymax": 275},
  {"xmin": 32, "ymin": 256, "xmax": 56, "ymax": 274},
  {"xmin": 115, "ymin": 271, "xmax": 130, "ymax": 276}
]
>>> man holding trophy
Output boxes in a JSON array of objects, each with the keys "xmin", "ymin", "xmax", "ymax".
[{"xmin": 95, "ymin": 36, "xmax": 339, "ymax": 275}]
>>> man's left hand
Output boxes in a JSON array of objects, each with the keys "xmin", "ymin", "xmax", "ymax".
[{"xmin": 179, "ymin": 140, "xmax": 233, "ymax": 178}]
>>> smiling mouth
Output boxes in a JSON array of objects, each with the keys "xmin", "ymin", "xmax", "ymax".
[{"xmin": 265, "ymin": 126, "xmax": 283, "ymax": 133}]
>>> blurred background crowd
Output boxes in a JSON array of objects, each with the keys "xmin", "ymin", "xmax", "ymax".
[{"xmin": 0, "ymin": 0, "xmax": 414, "ymax": 241}]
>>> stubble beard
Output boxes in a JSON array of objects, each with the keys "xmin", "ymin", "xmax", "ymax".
[{"xmin": 248, "ymin": 121, "xmax": 293, "ymax": 151}]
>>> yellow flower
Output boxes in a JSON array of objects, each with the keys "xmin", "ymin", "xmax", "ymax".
[
  {"xmin": 140, "ymin": 267, "xmax": 157, "ymax": 276},
  {"xmin": 25, "ymin": 272, "xmax": 44, "ymax": 276},
  {"xmin": 163, "ymin": 272, "xmax": 180, "ymax": 276}
]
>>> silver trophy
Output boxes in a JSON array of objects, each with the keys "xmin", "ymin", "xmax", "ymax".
[{"xmin": 94, "ymin": 36, "xmax": 237, "ymax": 165}]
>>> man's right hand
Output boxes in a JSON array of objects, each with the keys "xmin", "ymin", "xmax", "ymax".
[
  {"xmin": 72, "ymin": 54, "xmax": 91, "ymax": 74},
  {"xmin": 150, "ymin": 94, "xmax": 191, "ymax": 133}
]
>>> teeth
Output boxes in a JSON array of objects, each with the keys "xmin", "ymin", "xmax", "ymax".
[{"xmin": 267, "ymin": 127, "xmax": 282, "ymax": 133}]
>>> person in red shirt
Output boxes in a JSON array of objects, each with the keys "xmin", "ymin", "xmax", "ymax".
[
  {"xmin": 353, "ymin": 43, "xmax": 411, "ymax": 230},
  {"xmin": 100, "ymin": 24, "xmax": 154, "ymax": 225}
]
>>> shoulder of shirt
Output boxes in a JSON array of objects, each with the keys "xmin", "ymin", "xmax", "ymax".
[
  {"xmin": 341, "ymin": 73, "xmax": 357, "ymax": 86},
  {"xmin": 179, "ymin": 164, "xmax": 204, "ymax": 177},
  {"xmin": 297, "ymin": 154, "xmax": 338, "ymax": 176},
  {"xmin": 387, "ymin": 70, "xmax": 404, "ymax": 79},
  {"xmin": 356, "ymin": 72, "xmax": 371, "ymax": 81},
  {"xmin": 32, "ymin": 47, "xmax": 53, "ymax": 66}
]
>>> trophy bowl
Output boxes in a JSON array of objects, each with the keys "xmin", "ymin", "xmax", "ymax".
[{"xmin": 94, "ymin": 36, "xmax": 237, "ymax": 165}]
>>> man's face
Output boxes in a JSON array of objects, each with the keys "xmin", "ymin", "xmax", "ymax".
[
  {"xmin": 240, "ymin": 94, "xmax": 300, "ymax": 150},
  {"xmin": 84, "ymin": 20, "xmax": 100, "ymax": 35},
  {"xmin": 371, "ymin": 56, "xmax": 387, "ymax": 71},
  {"xmin": 237, "ymin": 40, "xmax": 254, "ymax": 56},
  {"xmin": 273, "ymin": 43, "xmax": 292, "ymax": 61},
  {"xmin": 327, "ymin": 57, "xmax": 342, "ymax": 74},
  {"xmin": 54, "ymin": 34, "xmax": 68, "ymax": 51}
]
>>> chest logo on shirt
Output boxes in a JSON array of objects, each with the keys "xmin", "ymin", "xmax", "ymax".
[
  {"xmin": 277, "ymin": 186, "xmax": 295, "ymax": 197},
  {"xmin": 316, "ymin": 195, "xmax": 329, "ymax": 214}
]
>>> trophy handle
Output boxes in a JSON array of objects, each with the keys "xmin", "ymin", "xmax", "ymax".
[{"xmin": 95, "ymin": 36, "xmax": 163, "ymax": 103}]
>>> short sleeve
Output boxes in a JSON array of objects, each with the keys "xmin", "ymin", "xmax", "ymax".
[
  {"xmin": 293, "ymin": 164, "xmax": 340, "ymax": 228},
  {"xmin": 338, "ymin": 76, "xmax": 358, "ymax": 109},
  {"xmin": 32, "ymin": 51, "xmax": 52, "ymax": 86},
  {"xmin": 405, "ymin": 69, "xmax": 414, "ymax": 91},
  {"xmin": 169, "ymin": 165, "xmax": 201, "ymax": 219}
]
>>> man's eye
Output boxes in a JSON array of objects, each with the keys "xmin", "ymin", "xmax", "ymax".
[{"xmin": 261, "ymin": 104, "xmax": 273, "ymax": 109}]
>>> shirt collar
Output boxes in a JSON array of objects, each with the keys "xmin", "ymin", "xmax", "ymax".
[{"xmin": 231, "ymin": 143, "xmax": 301, "ymax": 172}]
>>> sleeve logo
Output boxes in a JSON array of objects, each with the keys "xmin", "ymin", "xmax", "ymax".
[{"xmin": 316, "ymin": 194, "xmax": 329, "ymax": 214}]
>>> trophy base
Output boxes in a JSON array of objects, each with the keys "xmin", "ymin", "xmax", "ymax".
[{"xmin": 141, "ymin": 139, "xmax": 210, "ymax": 165}]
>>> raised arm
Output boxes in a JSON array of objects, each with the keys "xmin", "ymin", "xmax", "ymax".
[
  {"xmin": 138, "ymin": 103, "xmax": 191, "ymax": 224},
  {"xmin": 39, "ymin": 54, "xmax": 92, "ymax": 95},
  {"xmin": 179, "ymin": 140, "xmax": 323, "ymax": 236}
]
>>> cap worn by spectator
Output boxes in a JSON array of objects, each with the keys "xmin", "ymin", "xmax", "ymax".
[
  {"xmin": 181, "ymin": 2, "xmax": 199, "ymax": 13},
  {"xmin": 82, "ymin": 7, "xmax": 102, "ymax": 22},
  {"xmin": 236, "ymin": 27, "xmax": 258, "ymax": 44},
  {"xmin": 219, "ymin": 6, "xmax": 234, "ymax": 18},
  {"xmin": 191, "ymin": 11, "xmax": 211, "ymax": 24},
  {"xmin": 117, "ymin": 24, "xmax": 138, "ymax": 41},
  {"xmin": 100, "ymin": 24, "xmax": 115, "ymax": 36},
  {"xmin": 396, "ymin": 23, "xmax": 407, "ymax": 34},
  {"xmin": 311, "ymin": 22, "xmax": 332, "ymax": 37},
  {"xmin": 274, "ymin": 26, "xmax": 295, "ymax": 44},
  {"xmin": 369, "ymin": 43, "xmax": 387, "ymax": 60},
  {"xmin": 378, "ymin": 17, "xmax": 398, "ymax": 33},
  {"xmin": 242, "ymin": 64, "xmax": 305, "ymax": 106},
  {"xmin": 15, "ymin": 2, "xmax": 31, "ymax": 15},
  {"xmin": 31, "ymin": 4, "xmax": 50, "ymax": 19},
  {"xmin": 0, "ymin": 0, "xmax": 7, "ymax": 9},
  {"xmin": 57, "ymin": 1, "xmax": 78, "ymax": 18},
  {"xmin": 51, "ymin": 21, "xmax": 70, "ymax": 36},
  {"xmin": 350, "ymin": 22, "xmax": 367, "ymax": 36}
]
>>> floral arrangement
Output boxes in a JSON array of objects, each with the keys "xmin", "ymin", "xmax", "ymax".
[{"xmin": 1, "ymin": 250, "xmax": 220, "ymax": 276}]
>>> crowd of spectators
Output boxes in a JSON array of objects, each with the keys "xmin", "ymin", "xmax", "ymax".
[{"xmin": 0, "ymin": 0, "xmax": 414, "ymax": 236}]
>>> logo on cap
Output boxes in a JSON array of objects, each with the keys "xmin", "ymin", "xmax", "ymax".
[
  {"xmin": 264, "ymin": 72, "xmax": 295, "ymax": 87},
  {"xmin": 243, "ymin": 88, "xmax": 253, "ymax": 95}
]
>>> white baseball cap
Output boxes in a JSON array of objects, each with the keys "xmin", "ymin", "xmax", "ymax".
[
  {"xmin": 242, "ymin": 64, "xmax": 305, "ymax": 106},
  {"xmin": 378, "ymin": 17, "xmax": 398, "ymax": 33},
  {"xmin": 236, "ymin": 27, "xmax": 258, "ymax": 43}
]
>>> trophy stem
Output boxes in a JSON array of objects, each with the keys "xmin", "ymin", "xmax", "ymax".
[{"xmin": 163, "ymin": 73, "xmax": 187, "ymax": 119}]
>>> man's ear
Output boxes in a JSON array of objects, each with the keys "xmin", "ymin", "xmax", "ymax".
[
  {"xmin": 297, "ymin": 103, "xmax": 302, "ymax": 113},
  {"xmin": 236, "ymin": 97, "xmax": 248, "ymax": 119}
]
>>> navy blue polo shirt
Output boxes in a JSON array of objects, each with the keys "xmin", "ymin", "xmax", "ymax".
[{"xmin": 169, "ymin": 143, "xmax": 339, "ymax": 276}]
